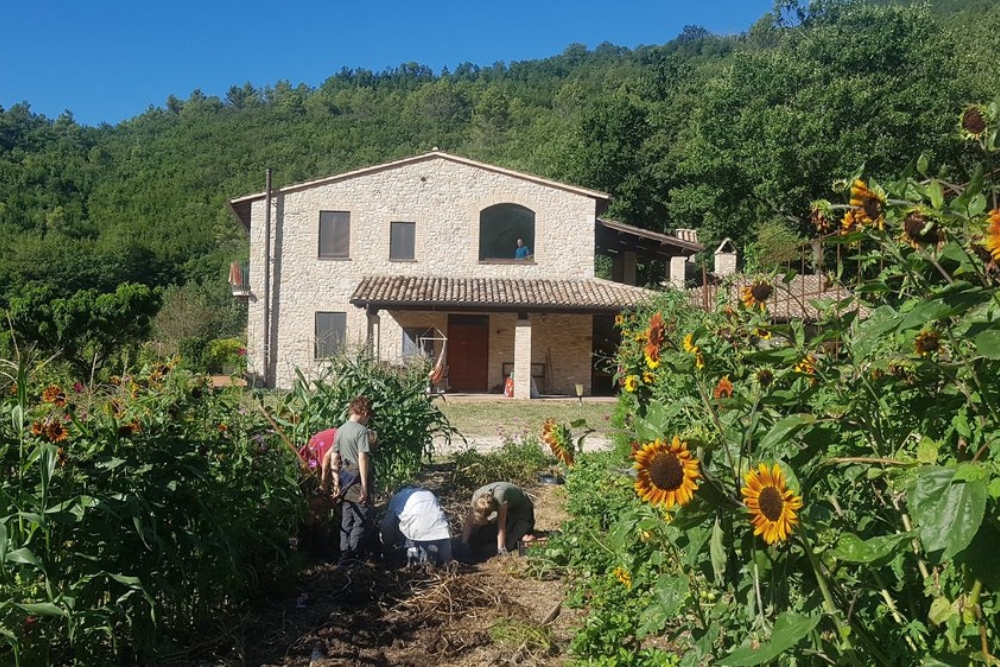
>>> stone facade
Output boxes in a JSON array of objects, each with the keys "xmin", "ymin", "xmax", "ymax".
[{"xmin": 241, "ymin": 153, "xmax": 606, "ymax": 391}]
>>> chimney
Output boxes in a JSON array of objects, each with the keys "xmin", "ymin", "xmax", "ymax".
[
  {"xmin": 670, "ymin": 256, "xmax": 689, "ymax": 289},
  {"xmin": 674, "ymin": 228, "xmax": 699, "ymax": 244},
  {"xmin": 714, "ymin": 238, "xmax": 738, "ymax": 277}
]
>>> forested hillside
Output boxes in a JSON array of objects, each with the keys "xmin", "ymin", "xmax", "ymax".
[{"xmin": 1, "ymin": 0, "xmax": 998, "ymax": 370}]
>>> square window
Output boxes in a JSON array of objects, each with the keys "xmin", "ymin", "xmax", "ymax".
[
  {"xmin": 315, "ymin": 312, "xmax": 346, "ymax": 359},
  {"xmin": 390, "ymin": 221, "xmax": 415, "ymax": 260},
  {"xmin": 319, "ymin": 211, "xmax": 350, "ymax": 258}
]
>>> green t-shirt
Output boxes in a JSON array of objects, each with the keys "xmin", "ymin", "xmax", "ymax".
[
  {"xmin": 472, "ymin": 482, "xmax": 533, "ymax": 524},
  {"xmin": 334, "ymin": 420, "xmax": 369, "ymax": 469}
]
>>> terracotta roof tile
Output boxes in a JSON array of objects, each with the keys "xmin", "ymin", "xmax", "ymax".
[{"xmin": 351, "ymin": 276, "xmax": 656, "ymax": 312}]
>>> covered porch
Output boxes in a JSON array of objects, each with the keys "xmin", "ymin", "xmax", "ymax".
[{"xmin": 350, "ymin": 276, "xmax": 655, "ymax": 399}]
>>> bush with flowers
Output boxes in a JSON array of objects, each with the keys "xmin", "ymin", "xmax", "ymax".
[
  {"xmin": 537, "ymin": 104, "xmax": 1000, "ymax": 665},
  {"xmin": 0, "ymin": 357, "xmax": 302, "ymax": 666}
]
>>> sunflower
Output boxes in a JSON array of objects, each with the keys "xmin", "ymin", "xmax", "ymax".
[
  {"xmin": 850, "ymin": 179, "xmax": 886, "ymax": 230},
  {"xmin": 31, "ymin": 421, "xmax": 44, "ymax": 436},
  {"xmin": 644, "ymin": 344, "xmax": 661, "ymax": 366},
  {"xmin": 633, "ymin": 436, "xmax": 701, "ymax": 509},
  {"xmin": 713, "ymin": 375, "xmax": 734, "ymax": 399},
  {"xmin": 612, "ymin": 567, "xmax": 632, "ymax": 589},
  {"xmin": 794, "ymin": 354, "xmax": 816, "ymax": 376},
  {"xmin": 694, "ymin": 350, "xmax": 705, "ymax": 371},
  {"xmin": 756, "ymin": 327, "xmax": 772, "ymax": 340},
  {"xmin": 741, "ymin": 463, "xmax": 803, "ymax": 545},
  {"xmin": 960, "ymin": 105, "xmax": 988, "ymax": 140},
  {"xmin": 42, "ymin": 385, "xmax": 67, "ymax": 407},
  {"xmin": 683, "ymin": 333, "xmax": 697, "ymax": 353},
  {"xmin": 902, "ymin": 209, "xmax": 943, "ymax": 248},
  {"xmin": 645, "ymin": 351, "xmax": 661, "ymax": 370},
  {"xmin": 755, "ymin": 367, "xmax": 775, "ymax": 389},
  {"xmin": 45, "ymin": 420, "xmax": 68, "ymax": 443},
  {"xmin": 810, "ymin": 201, "xmax": 833, "ymax": 234},
  {"xmin": 840, "ymin": 209, "xmax": 863, "ymax": 235},
  {"xmin": 914, "ymin": 330, "xmax": 941, "ymax": 357},
  {"xmin": 741, "ymin": 282, "xmax": 772, "ymax": 311},
  {"xmin": 642, "ymin": 371, "xmax": 655, "ymax": 385},
  {"xmin": 623, "ymin": 375, "xmax": 639, "ymax": 393},
  {"xmin": 615, "ymin": 314, "xmax": 625, "ymax": 327},
  {"xmin": 542, "ymin": 418, "xmax": 574, "ymax": 466},
  {"xmin": 982, "ymin": 209, "xmax": 1000, "ymax": 262}
]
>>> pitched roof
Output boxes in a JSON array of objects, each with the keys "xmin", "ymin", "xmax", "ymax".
[
  {"xmin": 596, "ymin": 218, "xmax": 704, "ymax": 258},
  {"xmin": 350, "ymin": 276, "xmax": 657, "ymax": 313},
  {"xmin": 687, "ymin": 274, "xmax": 858, "ymax": 320},
  {"xmin": 229, "ymin": 151, "xmax": 611, "ymax": 230}
]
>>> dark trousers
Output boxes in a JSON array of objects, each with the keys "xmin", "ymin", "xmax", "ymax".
[{"xmin": 340, "ymin": 501, "xmax": 373, "ymax": 561}]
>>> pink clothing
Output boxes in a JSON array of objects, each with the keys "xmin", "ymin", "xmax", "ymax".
[{"xmin": 301, "ymin": 428, "xmax": 336, "ymax": 470}]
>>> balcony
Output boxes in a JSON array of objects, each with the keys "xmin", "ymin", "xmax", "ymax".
[{"xmin": 228, "ymin": 261, "xmax": 251, "ymax": 298}]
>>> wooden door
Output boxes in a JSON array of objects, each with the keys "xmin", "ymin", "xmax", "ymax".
[{"xmin": 447, "ymin": 315, "xmax": 489, "ymax": 392}]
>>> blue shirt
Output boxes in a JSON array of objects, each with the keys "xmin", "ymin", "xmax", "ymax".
[{"xmin": 515, "ymin": 245, "xmax": 530, "ymax": 259}]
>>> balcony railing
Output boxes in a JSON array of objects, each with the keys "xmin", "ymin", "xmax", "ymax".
[{"xmin": 228, "ymin": 261, "xmax": 251, "ymax": 298}]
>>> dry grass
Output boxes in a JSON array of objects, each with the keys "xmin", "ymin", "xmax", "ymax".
[{"xmin": 435, "ymin": 398, "xmax": 615, "ymax": 440}]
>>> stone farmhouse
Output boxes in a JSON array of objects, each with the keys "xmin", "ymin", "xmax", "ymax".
[{"xmin": 227, "ymin": 151, "xmax": 702, "ymax": 398}]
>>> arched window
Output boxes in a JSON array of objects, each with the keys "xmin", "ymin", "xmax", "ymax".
[{"xmin": 479, "ymin": 203, "xmax": 535, "ymax": 261}]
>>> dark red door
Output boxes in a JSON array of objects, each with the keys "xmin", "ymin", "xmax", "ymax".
[{"xmin": 447, "ymin": 315, "xmax": 489, "ymax": 392}]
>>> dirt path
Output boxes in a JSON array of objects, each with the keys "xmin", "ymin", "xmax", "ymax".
[{"xmin": 201, "ymin": 480, "xmax": 579, "ymax": 666}]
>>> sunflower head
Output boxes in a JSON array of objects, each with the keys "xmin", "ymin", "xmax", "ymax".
[
  {"xmin": 840, "ymin": 209, "xmax": 863, "ymax": 235},
  {"xmin": 615, "ymin": 314, "xmax": 625, "ymax": 327},
  {"xmin": 31, "ymin": 421, "xmax": 44, "ymax": 436},
  {"xmin": 682, "ymin": 333, "xmax": 697, "ymax": 353},
  {"xmin": 960, "ymin": 105, "xmax": 988, "ymax": 140},
  {"xmin": 623, "ymin": 375, "xmax": 639, "ymax": 393},
  {"xmin": 794, "ymin": 353, "xmax": 816, "ymax": 376},
  {"xmin": 42, "ymin": 385, "xmax": 67, "ymax": 407},
  {"xmin": 612, "ymin": 566, "xmax": 632, "ymax": 589},
  {"xmin": 741, "ymin": 282, "xmax": 772, "ymax": 311},
  {"xmin": 850, "ymin": 179, "xmax": 886, "ymax": 230},
  {"xmin": 646, "ymin": 312, "xmax": 666, "ymax": 348},
  {"xmin": 902, "ymin": 209, "xmax": 943, "ymax": 248},
  {"xmin": 644, "ymin": 352, "xmax": 661, "ymax": 370},
  {"xmin": 542, "ymin": 418, "xmax": 575, "ymax": 466},
  {"xmin": 45, "ymin": 420, "xmax": 68, "ymax": 443},
  {"xmin": 914, "ymin": 330, "xmax": 941, "ymax": 357},
  {"xmin": 755, "ymin": 367, "xmax": 775, "ymax": 389},
  {"xmin": 981, "ymin": 209, "xmax": 1000, "ymax": 262},
  {"xmin": 642, "ymin": 371, "xmax": 655, "ymax": 385},
  {"xmin": 644, "ymin": 342, "xmax": 661, "ymax": 366},
  {"xmin": 633, "ymin": 436, "xmax": 701, "ymax": 509},
  {"xmin": 741, "ymin": 463, "xmax": 803, "ymax": 545},
  {"xmin": 713, "ymin": 375, "xmax": 734, "ymax": 400},
  {"xmin": 810, "ymin": 201, "xmax": 833, "ymax": 234}
]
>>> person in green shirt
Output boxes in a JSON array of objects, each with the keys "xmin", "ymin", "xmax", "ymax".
[
  {"xmin": 460, "ymin": 481, "xmax": 536, "ymax": 560},
  {"xmin": 327, "ymin": 395, "xmax": 375, "ymax": 564}
]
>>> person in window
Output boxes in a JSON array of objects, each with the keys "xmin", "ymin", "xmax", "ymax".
[
  {"xmin": 515, "ymin": 238, "xmax": 531, "ymax": 260},
  {"xmin": 379, "ymin": 486, "xmax": 452, "ymax": 567},
  {"xmin": 459, "ymin": 481, "xmax": 536, "ymax": 560}
]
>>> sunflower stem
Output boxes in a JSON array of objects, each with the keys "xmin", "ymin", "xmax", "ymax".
[{"xmin": 802, "ymin": 535, "xmax": 859, "ymax": 662}]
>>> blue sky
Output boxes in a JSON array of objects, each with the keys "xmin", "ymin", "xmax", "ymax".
[{"xmin": 3, "ymin": 1, "xmax": 775, "ymax": 127}]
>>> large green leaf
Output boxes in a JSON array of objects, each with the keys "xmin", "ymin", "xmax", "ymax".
[
  {"xmin": 16, "ymin": 602, "xmax": 68, "ymax": 617},
  {"xmin": 974, "ymin": 329, "xmax": 1000, "ymax": 360},
  {"xmin": 716, "ymin": 612, "xmax": 821, "ymax": 665},
  {"xmin": 909, "ymin": 465, "xmax": 987, "ymax": 560},
  {"xmin": 831, "ymin": 531, "xmax": 915, "ymax": 564},
  {"xmin": 758, "ymin": 414, "xmax": 816, "ymax": 452}
]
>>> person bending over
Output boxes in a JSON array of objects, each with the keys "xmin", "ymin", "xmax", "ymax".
[
  {"xmin": 460, "ymin": 481, "xmax": 535, "ymax": 560},
  {"xmin": 380, "ymin": 486, "xmax": 452, "ymax": 566}
]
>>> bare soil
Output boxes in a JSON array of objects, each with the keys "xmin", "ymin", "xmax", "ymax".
[{"xmin": 197, "ymin": 473, "xmax": 580, "ymax": 667}]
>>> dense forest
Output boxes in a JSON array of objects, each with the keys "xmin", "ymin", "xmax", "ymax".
[{"xmin": 1, "ymin": 0, "xmax": 998, "ymax": 372}]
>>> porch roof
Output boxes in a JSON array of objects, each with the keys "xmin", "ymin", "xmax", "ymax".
[
  {"xmin": 596, "ymin": 218, "xmax": 703, "ymax": 260},
  {"xmin": 350, "ymin": 276, "xmax": 657, "ymax": 314}
]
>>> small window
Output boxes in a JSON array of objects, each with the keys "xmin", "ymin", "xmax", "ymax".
[
  {"xmin": 315, "ymin": 312, "xmax": 346, "ymax": 358},
  {"xmin": 402, "ymin": 327, "xmax": 434, "ymax": 358},
  {"xmin": 390, "ymin": 221, "xmax": 416, "ymax": 260},
  {"xmin": 319, "ymin": 211, "xmax": 350, "ymax": 258}
]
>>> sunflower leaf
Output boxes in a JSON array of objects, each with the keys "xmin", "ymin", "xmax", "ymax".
[
  {"xmin": 758, "ymin": 414, "xmax": 816, "ymax": 452},
  {"xmin": 973, "ymin": 329, "xmax": 1000, "ymax": 360},
  {"xmin": 831, "ymin": 531, "xmax": 915, "ymax": 564},
  {"xmin": 909, "ymin": 465, "xmax": 987, "ymax": 561},
  {"xmin": 715, "ymin": 611, "xmax": 821, "ymax": 666}
]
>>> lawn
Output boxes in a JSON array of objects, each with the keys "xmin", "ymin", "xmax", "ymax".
[{"xmin": 435, "ymin": 397, "xmax": 617, "ymax": 440}]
